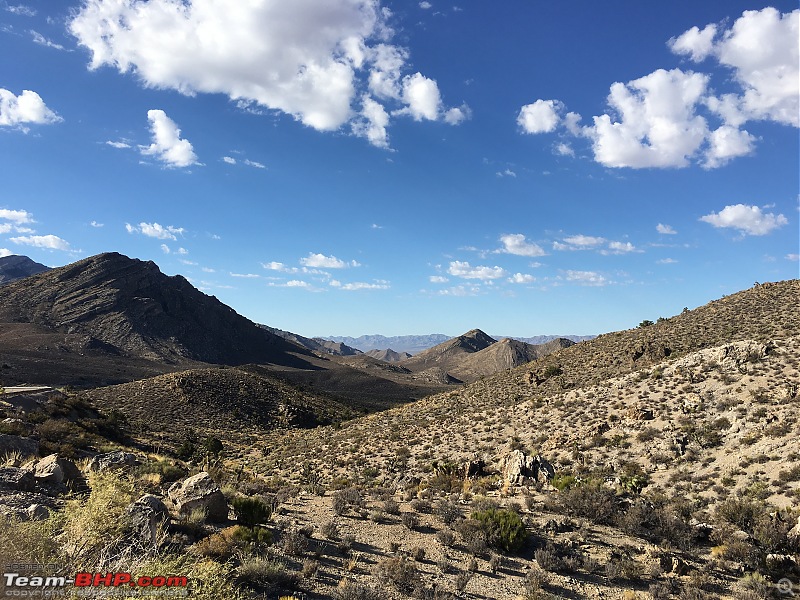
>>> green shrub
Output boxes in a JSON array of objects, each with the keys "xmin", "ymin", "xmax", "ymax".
[
  {"xmin": 470, "ymin": 508, "xmax": 528, "ymax": 553},
  {"xmin": 231, "ymin": 495, "xmax": 272, "ymax": 527}
]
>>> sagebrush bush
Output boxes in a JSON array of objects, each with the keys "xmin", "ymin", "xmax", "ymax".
[
  {"xmin": 471, "ymin": 508, "xmax": 528, "ymax": 553},
  {"xmin": 375, "ymin": 555, "xmax": 419, "ymax": 592},
  {"xmin": 231, "ymin": 495, "xmax": 272, "ymax": 527}
]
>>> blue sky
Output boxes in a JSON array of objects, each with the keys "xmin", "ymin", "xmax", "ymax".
[{"xmin": 1, "ymin": 1, "xmax": 798, "ymax": 338}]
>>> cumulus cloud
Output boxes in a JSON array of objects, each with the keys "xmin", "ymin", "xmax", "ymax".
[
  {"xmin": 602, "ymin": 241, "xmax": 638, "ymax": 255},
  {"xmin": 222, "ymin": 156, "xmax": 236, "ymax": 165},
  {"xmin": 0, "ymin": 248, "xmax": 12, "ymax": 257},
  {"xmin": 588, "ymin": 68, "xmax": 710, "ymax": 169},
  {"xmin": 496, "ymin": 169, "xmax": 516, "ymax": 178},
  {"xmin": 448, "ymin": 260, "xmax": 506, "ymax": 280},
  {"xmin": 419, "ymin": 1, "xmax": 432, "ymax": 8},
  {"xmin": 498, "ymin": 233, "xmax": 546, "ymax": 257},
  {"xmin": 10, "ymin": 234, "xmax": 71, "ymax": 251},
  {"xmin": 699, "ymin": 204, "xmax": 788, "ymax": 236},
  {"xmin": 126, "ymin": 222, "xmax": 185, "ymax": 240},
  {"xmin": 5, "ymin": 5, "xmax": 36, "ymax": 16},
  {"xmin": 0, "ymin": 209, "xmax": 34, "ymax": 224},
  {"xmin": 140, "ymin": 110, "xmax": 198, "ymax": 168},
  {"xmin": 554, "ymin": 142, "xmax": 574, "ymax": 156},
  {"xmin": 262, "ymin": 261, "xmax": 298, "ymax": 273},
  {"xmin": 230, "ymin": 272, "xmax": 260, "ymax": 278},
  {"xmin": 657, "ymin": 258, "xmax": 678, "ymax": 264},
  {"xmin": 786, "ymin": 254, "xmax": 799, "ymax": 261},
  {"xmin": 656, "ymin": 223, "xmax": 677, "ymax": 235},
  {"xmin": 106, "ymin": 140, "xmax": 131, "ymax": 149},
  {"xmin": 300, "ymin": 253, "xmax": 358, "ymax": 269},
  {"xmin": 429, "ymin": 275, "xmax": 448, "ymax": 283},
  {"xmin": 564, "ymin": 270, "xmax": 608, "ymax": 286},
  {"xmin": 0, "ymin": 88, "xmax": 62, "ymax": 130},
  {"xmin": 517, "ymin": 8, "xmax": 798, "ymax": 169},
  {"xmin": 69, "ymin": 0, "xmax": 467, "ymax": 148},
  {"xmin": 508, "ymin": 273, "xmax": 535, "ymax": 284},
  {"xmin": 353, "ymin": 95, "xmax": 391, "ymax": 148},
  {"xmin": 244, "ymin": 159, "xmax": 266, "ymax": 169},
  {"xmin": 517, "ymin": 99, "xmax": 563, "ymax": 134},
  {"xmin": 668, "ymin": 24, "xmax": 717, "ymax": 61}
]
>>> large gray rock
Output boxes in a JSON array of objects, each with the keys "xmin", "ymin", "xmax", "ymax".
[
  {"xmin": 126, "ymin": 494, "xmax": 170, "ymax": 547},
  {"xmin": 33, "ymin": 454, "xmax": 64, "ymax": 485},
  {"xmin": 0, "ymin": 434, "xmax": 39, "ymax": 457},
  {"xmin": 167, "ymin": 472, "xmax": 228, "ymax": 522},
  {"xmin": 0, "ymin": 467, "xmax": 35, "ymax": 492},
  {"xmin": 501, "ymin": 450, "xmax": 554, "ymax": 486},
  {"xmin": 87, "ymin": 451, "xmax": 141, "ymax": 472}
]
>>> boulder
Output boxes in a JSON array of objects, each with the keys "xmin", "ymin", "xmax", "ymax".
[
  {"xmin": 126, "ymin": 494, "xmax": 170, "ymax": 547},
  {"xmin": 33, "ymin": 454, "xmax": 64, "ymax": 485},
  {"xmin": 0, "ymin": 434, "xmax": 39, "ymax": 457},
  {"xmin": 0, "ymin": 467, "xmax": 35, "ymax": 492},
  {"xmin": 87, "ymin": 451, "xmax": 141, "ymax": 472},
  {"xmin": 501, "ymin": 450, "xmax": 554, "ymax": 486},
  {"xmin": 167, "ymin": 472, "xmax": 228, "ymax": 522},
  {"xmin": 26, "ymin": 504, "xmax": 50, "ymax": 521}
]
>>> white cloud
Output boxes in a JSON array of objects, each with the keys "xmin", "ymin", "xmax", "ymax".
[
  {"xmin": 30, "ymin": 30, "xmax": 67, "ymax": 51},
  {"xmin": 106, "ymin": 140, "xmax": 131, "ymax": 149},
  {"xmin": 429, "ymin": 275, "xmax": 448, "ymax": 283},
  {"xmin": 176, "ymin": 247, "xmax": 188, "ymax": 255},
  {"xmin": 602, "ymin": 241, "xmax": 638, "ymax": 255},
  {"xmin": 684, "ymin": 8, "xmax": 799, "ymax": 127},
  {"xmin": 498, "ymin": 233, "xmax": 546, "ymax": 257},
  {"xmin": 444, "ymin": 104, "xmax": 470, "ymax": 125},
  {"xmin": 140, "ymin": 110, "xmax": 198, "ymax": 168},
  {"xmin": 564, "ymin": 270, "xmax": 608, "ymax": 286},
  {"xmin": 700, "ymin": 204, "xmax": 788, "ymax": 236},
  {"xmin": 588, "ymin": 69, "xmax": 710, "ymax": 168},
  {"xmin": 657, "ymin": 258, "xmax": 678, "ymax": 264},
  {"xmin": 244, "ymin": 159, "xmax": 266, "ymax": 169},
  {"xmin": 202, "ymin": 267, "xmax": 215, "ymax": 272},
  {"xmin": 300, "ymin": 253, "xmax": 358, "ymax": 269},
  {"xmin": 786, "ymin": 254, "xmax": 799, "ymax": 261},
  {"xmin": 496, "ymin": 169, "xmax": 516, "ymax": 178},
  {"xmin": 10, "ymin": 234, "xmax": 71, "ymax": 251},
  {"xmin": 0, "ymin": 209, "xmax": 34, "ymax": 224},
  {"xmin": 517, "ymin": 99, "xmax": 563, "ymax": 134},
  {"xmin": 5, "ymin": 5, "xmax": 36, "ymax": 16},
  {"xmin": 90, "ymin": 220, "xmax": 104, "ymax": 228},
  {"xmin": 262, "ymin": 261, "xmax": 298, "ymax": 273},
  {"xmin": 563, "ymin": 234, "xmax": 605, "ymax": 248},
  {"xmin": 436, "ymin": 284, "xmax": 481, "ymax": 297},
  {"xmin": 268, "ymin": 280, "xmax": 312, "ymax": 289},
  {"xmin": 230, "ymin": 272, "xmax": 260, "ymax": 278},
  {"xmin": 401, "ymin": 73, "xmax": 441, "ymax": 121},
  {"xmin": 656, "ymin": 223, "xmax": 677, "ymax": 235},
  {"xmin": 222, "ymin": 156, "xmax": 236, "ymax": 165},
  {"xmin": 448, "ymin": 260, "xmax": 506, "ymax": 280},
  {"xmin": 69, "ymin": 0, "xmax": 466, "ymax": 147},
  {"xmin": 331, "ymin": 279, "xmax": 390, "ymax": 290},
  {"xmin": 0, "ymin": 88, "xmax": 62, "ymax": 129},
  {"xmin": 0, "ymin": 224, "xmax": 12, "ymax": 234},
  {"xmin": 668, "ymin": 24, "xmax": 717, "ymax": 62},
  {"xmin": 703, "ymin": 124, "xmax": 756, "ymax": 168},
  {"xmin": 126, "ymin": 222, "xmax": 185, "ymax": 240},
  {"xmin": 419, "ymin": 1, "xmax": 432, "ymax": 8},
  {"xmin": 509, "ymin": 273, "xmax": 535, "ymax": 284},
  {"xmin": 160, "ymin": 244, "xmax": 170, "ymax": 254},
  {"xmin": 0, "ymin": 248, "xmax": 12, "ymax": 257},
  {"xmin": 554, "ymin": 142, "xmax": 574, "ymax": 156},
  {"xmin": 353, "ymin": 95, "xmax": 390, "ymax": 148}
]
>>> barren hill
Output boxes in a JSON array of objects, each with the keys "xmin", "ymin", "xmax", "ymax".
[
  {"xmin": 0, "ymin": 252, "xmax": 313, "ymax": 368},
  {"xmin": 400, "ymin": 329, "xmax": 574, "ymax": 382},
  {"xmin": 364, "ymin": 348, "xmax": 412, "ymax": 362},
  {"xmin": 0, "ymin": 255, "xmax": 50, "ymax": 285},
  {"xmin": 261, "ymin": 325, "xmax": 362, "ymax": 357},
  {"xmin": 80, "ymin": 367, "xmax": 358, "ymax": 448}
]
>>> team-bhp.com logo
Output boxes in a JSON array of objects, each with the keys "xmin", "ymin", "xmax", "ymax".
[{"xmin": 3, "ymin": 569, "xmax": 188, "ymax": 596}]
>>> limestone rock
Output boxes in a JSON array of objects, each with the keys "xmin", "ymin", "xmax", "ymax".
[
  {"xmin": 167, "ymin": 471, "xmax": 228, "ymax": 522},
  {"xmin": 33, "ymin": 454, "xmax": 64, "ymax": 485}
]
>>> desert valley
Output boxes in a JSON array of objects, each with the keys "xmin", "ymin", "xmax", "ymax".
[{"xmin": 0, "ymin": 252, "xmax": 798, "ymax": 599}]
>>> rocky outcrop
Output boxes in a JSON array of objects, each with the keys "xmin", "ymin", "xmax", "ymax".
[
  {"xmin": 501, "ymin": 450, "xmax": 554, "ymax": 486},
  {"xmin": 167, "ymin": 472, "xmax": 228, "ymax": 521},
  {"xmin": 0, "ymin": 434, "xmax": 39, "ymax": 457}
]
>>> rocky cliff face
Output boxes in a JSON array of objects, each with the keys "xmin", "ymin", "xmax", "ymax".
[{"xmin": 0, "ymin": 252, "xmax": 307, "ymax": 366}]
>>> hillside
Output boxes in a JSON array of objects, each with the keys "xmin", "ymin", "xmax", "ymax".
[
  {"xmin": 261, "ymin": 325, "xmax": 362, "ymax": 357},
  {"xmin": 0, "ymin": 252, "xmax": 309, "ymax": 367},
  {"xmin": 365, "ymin": 348, "xmax": 413, "ymax": 362},
  {"xmin": 400, "ymin": 329, "xmax": 497, "ymax": 375},
  {"xmin": 0, "ymin": 255, "xmax": 50, "ymax": 285},
  {"xmin": 80, "ymin": 367, "xmax": 359, "ymax": 449}
]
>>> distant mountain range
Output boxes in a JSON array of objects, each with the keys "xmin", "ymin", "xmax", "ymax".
[
  {"xmin": 325, "ymin": 333, "xmax": 594, "ymax": 354},
  {"xmin": 0, "ymin": 254, "xmax": 50, "ymax": 285}
]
